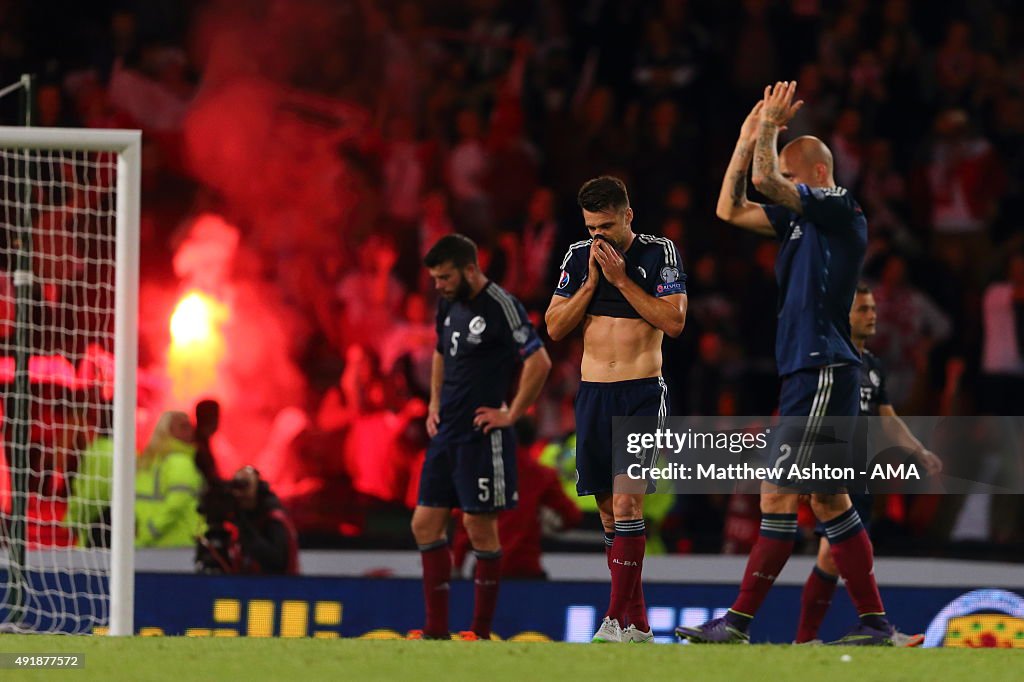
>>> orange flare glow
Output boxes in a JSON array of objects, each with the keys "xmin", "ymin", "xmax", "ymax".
[{"xmin": 168, "ymin": 291, "xmax": 227, "ymax": 402}]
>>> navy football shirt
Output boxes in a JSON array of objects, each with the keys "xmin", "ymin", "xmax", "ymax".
[
  {"xmin": 553, "ymin": 234, "xmax": 686, "ymax": 317},
  {"xmin": 763, "ymin": 184, "xmax": 867, "ymax": 376},
  {"xmin": 434, "ymin": 282, "xmax": 543, "ymax": 443},
  {"xmin": 858, "ymin": 349, "xmax": 889, "ymax": 416}
]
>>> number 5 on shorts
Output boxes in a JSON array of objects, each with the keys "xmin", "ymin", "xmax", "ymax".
[{"xmin": 477, "ymin": 477, "xmax": 490, "ymax": 502}]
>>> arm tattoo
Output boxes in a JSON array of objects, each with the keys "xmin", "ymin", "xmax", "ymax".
[
  {"xmin": 754, "ymin": 124, "xmax": 802, "ymax": 213},
  {"xmin": 729, "ymin": 141, "xmax": 752, "ymax": 207},
  {"xmin": 730, "ymin": 169, "xmax": 747, "ymax": 207},
  {"xmin": 753, "ymin": 125, "xmax": 776, "ymax": 184}
]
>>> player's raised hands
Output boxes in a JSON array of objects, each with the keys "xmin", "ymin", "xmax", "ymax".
[
  {"xmin": 592, "ymin": 238, "xmax": 628, "ymax": 288},
  {"xmin": 740, "ymin": 100, "xmax": 764, "ymax": 143},
  {"xmin": 760, "ymin": 81, "xmax": 803, "ymax": 128}
]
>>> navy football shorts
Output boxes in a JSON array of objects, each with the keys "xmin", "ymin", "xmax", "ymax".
[
  {"xmin": 770, "ymin": 364, "xmax": 860, "ymax": 492},
  {"xmin": 418, "ymin": 428, "xmax": 517, "ymax": 513},
  {"xmin": 574, "ymin": 377, "xmax": 669, "ymax": 497}
]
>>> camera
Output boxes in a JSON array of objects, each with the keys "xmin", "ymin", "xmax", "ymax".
[{"xmin": 194, "ymin": 481, "xmax": 241, "ymax": 574}]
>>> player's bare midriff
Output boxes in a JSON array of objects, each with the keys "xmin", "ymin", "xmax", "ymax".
[{"xmin": 580, "ymin": 315, "xmax": 663, "ymax": 382}]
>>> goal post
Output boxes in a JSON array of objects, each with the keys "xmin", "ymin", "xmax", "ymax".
[{"xmin": 0, "ymin": 126, "xmax": 140, "ymax": 636}]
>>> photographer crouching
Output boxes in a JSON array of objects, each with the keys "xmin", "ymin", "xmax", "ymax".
[{"xmin": 196, "ymin": 466, "xmax": 300, "ymax": 575}]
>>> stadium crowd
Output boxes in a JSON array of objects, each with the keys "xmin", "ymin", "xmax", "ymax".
[{"xmin": 1, "ymin": 0, "xmax": 1023, "ymax": 560}]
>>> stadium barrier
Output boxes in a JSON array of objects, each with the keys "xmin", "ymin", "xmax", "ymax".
[{"xmin": 4, "ymin": 552, "xmax": 1022, "ymax": 645}]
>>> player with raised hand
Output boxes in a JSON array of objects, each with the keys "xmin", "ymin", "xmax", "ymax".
[
  {"xmin": 545, "ymin": 176, "xmax": 687, "ymax": 643},
  {"xmin": 795, "ymin": 284, "xmax": 942, "ymax": 646},
  {"xmin": 677, "ymin": 81, "xmax": 895, "ymax": 645},
  {"xmin": 411, "ymin": 234, "xmax": 552, "ymax": 641}
]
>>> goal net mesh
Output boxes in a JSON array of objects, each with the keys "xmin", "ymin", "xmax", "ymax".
[{"xmin": 0, "ymin": 146, "xmax": 119, "ymax": 633}]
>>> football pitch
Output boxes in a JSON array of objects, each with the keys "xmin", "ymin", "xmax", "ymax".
[{"xmin": 0, "ymin": 637, "xmax": 1018, "ymax": 682}]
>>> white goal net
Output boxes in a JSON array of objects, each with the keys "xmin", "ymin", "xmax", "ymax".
[{"xmin": 0, "ymin": 127, "xmax": 139, "ymax": 635}]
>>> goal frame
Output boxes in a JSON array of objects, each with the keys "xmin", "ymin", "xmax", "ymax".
[{"xmin": 0, "ymin": 126, "xmax": 140, "ymax": 636}]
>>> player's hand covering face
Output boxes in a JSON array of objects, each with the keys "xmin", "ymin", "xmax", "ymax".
[
  {"xmin": 592, "ymin": 238, "xmax": 628, "ymax": 288},
  {"xmin": 582, "ymin": 207, "xmax": 632, "ymax": 251}
]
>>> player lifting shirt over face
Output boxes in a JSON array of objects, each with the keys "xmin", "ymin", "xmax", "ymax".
[{"xmin": 545, "ymin": 176, "xmax": 687, "ymax": 644}]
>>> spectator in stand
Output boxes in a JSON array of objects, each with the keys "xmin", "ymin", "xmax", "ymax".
[
  {"xmin": 783, "ymin": 62, "xmax": 838, "ymax": 141},
  {"xmin": 688, "ymin": 331, "xmax": 734, "ymax": 417},
  {"xmin": 424, "ymin": 57, "xmax": 475, "ymax": 143},
  {"xmin": 66, "ymin": 72, "xmax": 136, "ymax": 130},
  {"xmin": 979, "ymin": 250, "xmax": 1024, "ymax": 416},
  {"xmin": 381, "ymin": 293, "xmax": 436, "ymax": 399},
  {"xmin": 729, "ymin": 0, "xmax": 781, "ymax": 101},
  {"xmin": 419, "ymin": 190, "xmax": 455, "ymax": 261},
  {"xmin": 818, "ymin": 9, "xmax": 862, "ymax": 83},
  {"xmin": 874, "ymin": 47, "xmax": 925, "ymax": 148},
  {"xmin": 933, "ymin": 21, "xmax": 976, "ymax": 106},
  {"xmin": 632, "ymin": 17, "xmax": 704, "ymax": 103},
  {"xmin": 847, "ymin": 49, "xmax": 887, "ymax": 119},
  {"xmin": 107, "ymin": 44, "xmax": 192, "ymax": 134},
  {"xmin": 633, "ymin": 99, "xmax": 698, "ymax": 212},
  {"xmin": 518, "ymin": 187, "xmax": 559, "ymax": 306},
  {"xmin": 534, "ymin": 337, "xmax": 583, "ymax": 443},
  {"xmin": 869, "ymin": 254, "xmax": 952, "ymax": 410},
  {"xmin": 461, "ymin": 0, "xmax": 518, "ymax": 81},
  {"xmin": 451, "ymin": 418, "xmax": 582, "ymax": 579},
  {"xmin": 333, "ymin": 345, "xmax": 427, "ymax": 505},
  {"xmin": 91, "ymin": 9, "xmax": 139, "ymax": 81},
  {"xmin": 379, "ymin": 116, "xmax": 429, "ymax": 239},
  {"xmin": 858, "ymin": 138, "xmax": 912, "ymax": 245},
  {"xmin": 335, "ymin": 235, "xmax": 406, "ymax": 347},
  {"xmin": 36, "ymin": 81, "xmax": 75, "ymax": 127},
  {"xmin": 447, "ymin": 107, "xmax": 492, "ymax": 238},
  {"xmin": 417, "ymin": 188, "xmax": 454, "ymax": 274},
  {"xmin": 374, "ymin": 113, "xmax": 441, "ymax": 284},
  {"xmin": 915, "ymin": 109, "xmax": 1005, "ymax": 286},
  {"xmin": 416, "ymin": 190, "xmax": 457, "ymax": 293},
  {"xmin": 830, "ymin": 108, "xmax": 863, "ymax": 189},
  {"xmin": 660, "ymin": 183, "xmax": 695, "ymax": 243},
  {"xmin": 546, "ymin": 86, "xmax": 631, "ymax": 198},
  {"xmin": 316, "ymin": 344, "xmax": 372, "ymax": 468},
  {"xmin": 686, "ymin": 254, "xmax": 736, "ymax": 337},
  {"xmin": 360, "ymin": 0, "xmax": 442, "ymax": 121},
  {"xmin": 485, "ymin": 40, "xmax": 539, "ymax": 229}
]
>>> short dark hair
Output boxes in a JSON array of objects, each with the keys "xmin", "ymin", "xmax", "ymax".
[
  {"xmin": 424, "ymin": 234, "xmax": 478, "ymax": 268},
  {"xmin": 856, "ymin": 282, "xmax": 872, "ymax": 295},
  {"xmin": 578, "ymin": 176, "xmax": 630, "ymax": 213}
]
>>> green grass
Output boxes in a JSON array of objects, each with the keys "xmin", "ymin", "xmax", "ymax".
[{"xmin": 0, "ymin": 636, "xmax": 1018, "ymax": 682}]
